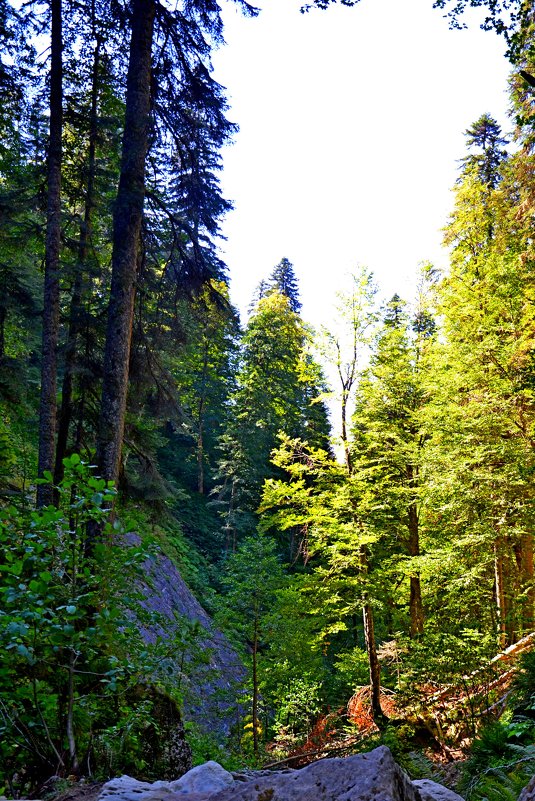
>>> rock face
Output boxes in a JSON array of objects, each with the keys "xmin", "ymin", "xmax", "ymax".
[
  {"xmin": 413, "ymin": 779, "xmax": 465, "ymax": 801},
  {"xmin": 171, "ymin": 762, "xmax": 235, "ymax": 795},
  {"xmin": 519, "ymin": 776, "xmax": 535, "ymax": 801},
  {"xmin": 213, "ymin": 746, "xmax": 418, "ymax": 800},
  {"xmin": 98, "ymin": 746, "xmax": 466, "ymax": 801},
  {"xmin": 127, "ymin": 535, "xmax": 245, "ymax": 738}
]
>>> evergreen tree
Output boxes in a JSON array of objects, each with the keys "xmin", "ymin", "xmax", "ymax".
[
  {"xmin": 423, "ymin": 106, "xmax": 535, "ymax": 646},
  {"xmin": 216, "ymin": 291, "xmax": 330, "ymax": 547},
  {"xmin": 268, "ymin": 257, "xmax": 301, "ymax": 313},
  {"xmin": 461, "ymin": 113, "xmax": 508, "ymax": 189},
  {"xmin": 215, "ymin": 535, "xmax": 285, "ymax": 754},
  {"xmin": 351, "ymin": 294, "xmax": 432, "ymax": 637}
]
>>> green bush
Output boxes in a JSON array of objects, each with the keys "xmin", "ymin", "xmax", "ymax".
[{"xmin": 0, "ymin": 457, "xmax": 191, "ymax": 795}]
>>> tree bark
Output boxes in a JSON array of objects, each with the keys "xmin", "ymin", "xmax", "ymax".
[
  {"xmin": 0, "ymin": 304, "xmax": 6, "ymax": 360},
  {"xmin": 407, "ymin": 465, "xmax": 424, "ymax": 636},
  {"xmin": 54, "ymin": 37, "xmax": 102, "ymax": 485},
  {"xmin": 341, "ymin": 391, "xmax": 352, "ymax": 473},
  {"xmin": 96, "ymin": 0, "xmax": 155, "ymax": 485},
  {"xmin": 252, "ymin": 613, "xmax": 259, "ymax": 754},
  {"xmin": 362, "ymin": 601, "xmax": 383, "ymax": 721},
  {"xmin": 518, "ymin": 534, "xmax": 534, "ymax": 634},
  {"xmin": 37, "ymin": 0, "xmax": 62, "ymax": 507},
  {"xmin": 360, "ymin": 545, "xmax": 384, "ymax": 722},
  {"xmin": 494, "ymin": 538, "xmax": 508, "ymax": 649}
]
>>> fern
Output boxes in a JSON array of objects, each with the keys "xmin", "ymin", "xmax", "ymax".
[{"xmin": 462, "ymin": 742, "xmax": 535, "ymax": 800}]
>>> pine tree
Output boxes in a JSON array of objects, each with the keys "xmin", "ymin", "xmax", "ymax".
[
  {"xmin": 461, "ymin": 114, "xmax": 508, "ymax": 189},
  {"xmin": 351, "ymin": 295, "xmax": 432, "ymax": 637},
  {"xmin": 424, "ymin": 107, "xmax": 535, "ymax": 646},
  {"xmin": 268, "ymin": 257, "xmax": 301, "ymax": 313},
  {"xmin": 216, "ymin": 291, "xmax": 330, "ymax": 547}
]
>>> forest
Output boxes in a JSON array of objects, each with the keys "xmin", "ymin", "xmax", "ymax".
[{"xmin": 1, "ymin": 0, "xmax": 535, "ymax": 799}]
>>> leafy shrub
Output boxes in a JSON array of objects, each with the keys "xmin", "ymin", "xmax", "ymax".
[
  {"xmin": 460, "ymin": 722, "xmax": 535, "ymax": 799},
  {"xmin": 0, "ymin": 457, "xmax": 192, "ymax": 795}
]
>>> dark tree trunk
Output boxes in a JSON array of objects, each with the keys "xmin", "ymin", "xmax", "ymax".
[
  {"xmin": 0, "ymin": 305, "xmax": 6, "ymax": 360},
  {"xmin": 360, "ymin": 545, "xmax": 384, "ymax": 723},
  {"xmin": 341, "ymin": 391, "xmax": 352, "ymax": 473},
  {"xmin": 407, "ymin": 465, "xmax": 424, "ymax": 637},
  {"xmin": 521, "ymin": 534, "xmax": 534, "ymax": 632},
  {"xmin": 37, "ymin": 0, "xmax": 63, "ymax": 508},
  {"xmin": 252, "ymin": 615, "xmax": 259, "ymax": 755},
  {"xmin": 96, "ymin": 0, "xmax": 155, "ymax": 485},
  {"xmin": 362, "ymin": 601, "xmax": 383, "ymax": 721},
  {"xmin": 494, "ymin": 537, "xmax": 508, "ymax": 649},
  {"xmin": 54, "ymin": 37, "xmax": 102, "ymax": 486}
]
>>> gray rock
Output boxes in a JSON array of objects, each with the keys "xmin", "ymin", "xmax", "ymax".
[
  {"xmin": 170, "ymin": 762, "xmax": 234, "ymax": 795},
  {"xmin": 99, "ymin": 776, "xmax": 173, "ymax": 801},
  {"xmin": 519, "ymin": 775, "xmax": 535, "ymax": 801},
  {"xmin": 413, "ymin": 779, "xmax": 465, "ymax": 801},
  {"xmin": 126, "ymin": 534, "xmax": 245, "ymax": 739},
  {"xmin": 210, "ymin": 745, "xmax": 420, "ymax": 800}
]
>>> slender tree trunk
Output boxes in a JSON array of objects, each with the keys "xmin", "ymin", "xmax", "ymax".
[
  {"xmin": 514, "ymin": 535, "xmax": 534, "ymax": 635},
  {"xmin": 362, "ymin": 601, "xmax": 383, "ymax": 721},
  {"xmin": 341, "ymin": 390, "xmax": 352, "ymax": 473},
  {"xmin": 407, "ymin": 465, "xmax": 424, "ymax": 636},
  {"xmin": 252, "ymin": 614, "xmax": 259, "ymax": 754},
  {"xmin": 197, "ymin": 423, "xmax": 204, "ymax": 494},
  {"xmin": 55, "ymin": 38, "xmax": 102, "ymax": 485},
  {"xmin": 0, "ymin": 305, "xmax": 6, "ymax": 360},
  {"xmin": 66, "ymin": 651, "xmax": 79, "ymax": 774},
  {"xmin": 495, "ymin": 538, "xmax": 507, "ymax": 649},
  {"xmin": 96, "ymin": 0, "xmax": 155, "ymax": 485},
  {"xmin": 37, "ymin": 0, "xmax": 62, "ymax": 507},
  {"xmin": 522, "ymin": 534, "xmax": 534, "ymax": 632},
  {"xmin": 360, "ymin": 545, "xmax": 384, "ymax": 722},
  {"xmin": 196, "ymin": 344, "xmax": 209, "ymax": 494}
]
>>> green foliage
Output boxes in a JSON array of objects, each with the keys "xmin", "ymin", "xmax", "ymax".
[
  {"xmin": 0, "ymin": 458, "xmax": 191, "ymax": 793},
  {"xmin": 461, "ymin": 723, "xmax": 535, "ymax": 800},
  {"xmin": 511, "ymin": 652, "xmax": 535, "ymax": 714},
  {"xmin": 216, "ymin": 290, "xmax": 330, "ymax": 542},
  {"xmin": 396, "ymin": 629, "xmax": 496, "ymax": 695}
]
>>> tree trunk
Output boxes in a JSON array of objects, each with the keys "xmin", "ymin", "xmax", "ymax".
[
  {"xmin": 66, "ymin": 651, "xmax": 79, "ymax": 774},
  {"xmin": 407, "ymin": 465, "xmax": 424, "ymax": 636},
  {"xmin": 515, "ymin": 534, "xmax": 534, "ymax": 634},
  {"xmin": 495, "ymin": 538, "xmax": 508, "ymax": 649},
  {"xmin": 341, "ymin": 390, "xmax": 352, "ymax": 473},
  {"xmin": 96, "ymin": 0, "xmax": 155, "ymax": 485},
  {"xmin": 362, "ymin": 601, "xmax": 383, "ymax": 721},
  {"xmin": 252, "ymin": 614, "xmax": 259, "ymax": 754},
  {"xmin": 0, "ymin": 304, "xmax": 6, "ymax": 360},
  {"xmin": 360, "ymin": 545, "xmax": 384, "ymax": 722},
  {"xmin": 37, "ymin": 0, "xmax": 62, "ymax": 508},
  {"xmin": 54, "ymin": 37, "xmax": 101, "ymax": 486}
]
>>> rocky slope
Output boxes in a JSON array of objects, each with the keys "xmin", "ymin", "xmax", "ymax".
[{"xmin": 130, "ymin": 536, "xmax": 244, "ymax": 738}]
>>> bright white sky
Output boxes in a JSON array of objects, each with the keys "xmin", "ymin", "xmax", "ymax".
[{"xmin": 211, "ymin": 0, "xmax": 511, "ymax": 328}]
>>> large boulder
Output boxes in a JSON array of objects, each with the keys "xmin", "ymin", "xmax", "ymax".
[
  {"xmin": 210, "ymin": 746, "xmax": 418, "ymax": 800},
  {"xmin": 98, "ymin": 747, "xmax": 466, "ymax": 801},
  {"xmin": 413, "ymin": 779, "xmax": 465, "ymax": 801},
  {"xmin": 170, "ymin": 762, "xmax": 234, "ymax": 795}
]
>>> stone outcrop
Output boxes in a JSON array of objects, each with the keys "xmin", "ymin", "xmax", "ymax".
[
  {"xmin": 172, "ymin": 762, "xmax": 235, "ymax": 795},
  {"xmin": 519, "ymin": 776, "xmax": 535, "ymax": 801},
  {"xmin": 126, "ymin": 535, "xmax": 245, "ymax": 738},
  {"xmin": 413, "ymin": 779, "xmax": 465, "ymax": 801},
  {"xmin": 97, "ymin": 746, "xmax": 466, "ymax": 801}
]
